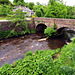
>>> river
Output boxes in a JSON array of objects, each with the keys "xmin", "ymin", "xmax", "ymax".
[{"xmin": 0, "ymin": 28, "xmax": 75, "ymax": 67}]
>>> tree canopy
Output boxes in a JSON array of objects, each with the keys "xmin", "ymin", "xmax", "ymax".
[
  {"xmin": 13, "ymin": 0, "xmax": 25, "ymax": 6},
  {"xmin": 48, "ymin": 0, "xmax": 63, "ymax": 5},
  {"xmin": 13, "ymin": 0, "xmax": 24, "ymax": 3},
  {"xmin": 28, "ymin": 2, "xmax": 35, "ymax": 10},
  {"xmin": 0, "ymin": 0, "xmax": 11, "ymax": 5},
  {"xmin": 45, "ymin": 2, "xmax": 67, "ymax": 18}
]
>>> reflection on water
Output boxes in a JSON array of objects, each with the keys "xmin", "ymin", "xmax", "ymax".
[{"xmin": 0, "ymin": 29, "xmax": 74, "ymax": 67}]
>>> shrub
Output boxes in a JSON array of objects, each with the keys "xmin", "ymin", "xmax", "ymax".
[
  {"xmin": 35, "ymin": 10, "xmax": 42, "ymax": 17},
  {"xmin": 44, "ymin": 27, "xmax": 57, "ymax": 38},
  {"xmin": 26, "ymin": 51, "xmax": 33, "ymax": 56},
  {"xmin": 72, "ymin": 38, "xmax": 75, "ymax": 43}
]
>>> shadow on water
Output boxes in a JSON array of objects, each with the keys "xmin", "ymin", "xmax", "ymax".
[{"xmin": 0, "ymin": 28, "xmax": 75, "ymax": 67}]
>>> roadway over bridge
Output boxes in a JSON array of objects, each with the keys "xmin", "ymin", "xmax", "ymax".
[{"xmin": 33, "ymin": 17, "xmax": 75, "ymax": 31}]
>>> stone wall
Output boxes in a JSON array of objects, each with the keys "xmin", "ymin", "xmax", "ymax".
[{"xmin": 0, "ymin": 20, "xmax": 35, "ymax": 32}]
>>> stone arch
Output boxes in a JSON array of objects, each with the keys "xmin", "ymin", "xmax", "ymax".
[
  {"xmin": 57, "ymin": 27, "xmax": 67, "ymax": 31},
  {"xmin": 57, "ymin": 27, "xmax": 72, "ymax": 31},
  {"xmin": 36, "ymin": 23, "xmax": 47, "ymax": 33},
  {"xmin": 57, "ymin": 27, "xmax": 72, "ymax": 35}
]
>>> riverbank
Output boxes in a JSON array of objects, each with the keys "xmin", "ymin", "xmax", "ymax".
[
  {"xmin": 0, "ymin": 33, "xmax": 67, "ymax": 67},
  {"xmin": 0, "ymin": 39, "xmax": 75, "ymax": 74}
]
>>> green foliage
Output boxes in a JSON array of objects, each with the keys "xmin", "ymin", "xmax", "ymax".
[
  {"xmin": 48, "ymin": 0, "xmax": 63, "ymax": 5},
  {"xmin": 26, "ymin": 51, "xmax": 33, "ymax": 56},
  {"xmin": 35, "ymin": 10, "xmax": 42, "ymax": 17},
  {"xmin": 0, "ymin": 48, "xmax": 60, "ymax": 75},
  {"xmin": 0, "ymin": 30, "xmax": 18, "ymax": 39},
  {"xmin": 23, "ymin": 2, "xmax": 29, "ymax": 7},
  {"xmin": 33, "ymin": 1, "xmax": 75, "ymax": 19},
  {"xmin": 53, "ymin": 22, "xmax": 57, "ymax": 29},
  {"xmin": 33, "ymin": 5, "xmax": 46, "ymax": 17},
  {"xmin": 0, "ymin": 9, "xmax": 30, "ymax": 39},
  {"xmin": 35, "ymin": 50, "xmax": 39, "ymax": 54},
  {"xmin": 45, "ymin": 2, "xmax": 67, "ymax": 18},
  {"xmin": 0, "ymin": 31, "xmax": 10, "ymax": 38},
  {"xmin": 31, "ymin": 29, "xmax": 35, "ymax": 34},
  {"xmin": 0, "ymin": 4, "xmax": 12, "ymax": 16},
  {"xmin": 11, "ymin": 9, "xmax": 26, "ymax": 20},
  {"xmin": 0, "ymin": 0, "xmax": 11, "ymax": 5},
  {"xmin": 0, "ymin": 8, "xmax": 35, "ymax": 39},
  {"xmin": 44, "ymin": 27, "xmax": 57, "ymax": 38},
  {"xmin": 36, "ymin": 2, "xmax": 41, "ymax": 5},
  {"xmin": 72, "ymin": 38, "xmax": 75, "ymax": 43},
  {"xmin": 10, "ymin": 9, "xmax": 30, "ymax": 35},
  {"xmin": 48, "ymin": 0, "xmax": 56, "ymax": 5},
  {"xmin": 0, "ymin": 42, "xmax": 75, "ymax": 74},
  {"xmin": 13, "ymin": 0, "xmax": 25, "ymax": 6},
  {"xmin": 66, "ymin": 6, "xmax": 75, "ymax": 19},
  {"xmin": 28, "ymin": 2, "xmax": 35, "ymax": 10},
  {"xmin": 17, "ymin": 1, "xmax": 23, "ymax": 6},
  {"xmin": 13, "ymin": 0, "xmax": 24, "ymax": 4}
]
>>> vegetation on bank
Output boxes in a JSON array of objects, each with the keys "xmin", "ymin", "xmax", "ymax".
[
  {"xmin": 44, "ymin": 23, "xmax": 57, "ymax": 38},
  {"xmin": 0, "ymin": 29, "xmax": 35, "ymax": 39},
  {"xmin": 44, "ymin": 27, "xmax": 57, "ymax": 38},
  {"xmin": 0, "ymin": 9, "xmax": 35, "ymax": 39},
  {"xmin": 0, "ymin": 39, "xmax": 75, "ymax": 74}
]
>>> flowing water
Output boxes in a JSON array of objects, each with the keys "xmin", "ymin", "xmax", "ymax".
[
  {"xmin": 63, "ymin": 28, "xmax": 75, "ymax": 44},
  {"xmin": 0, "ymin": 29, "xmax": 75, "ymax": 67}
]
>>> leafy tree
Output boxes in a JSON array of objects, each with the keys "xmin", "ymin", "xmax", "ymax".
[
  {"xmin": 12, "ymin": 9, "xmax": 26, "ymax": 20},
  {"xmin": 33, "ymin": 5, "xmax": 46, "ymax": 17},
  {"xmin": 28, "ymin": 2, "xmax": 35, "ymax": 10},
  {"xmin": 35, "ymin": 10, "xmax": 42, "ymax": 17},
  {"xmin": 0, "ymin": 4, "xmax": 12, "ymax": 16},
  {"xmin": 48, "ymin": 0, "xmax": 56, "ymax": 5},
  {"xmin": 36, "ymin": 2, "xmax": 41, "ymax": 5},
  {"xmin": 17, "ymin": 1, "xmax": 23, "ymax": 6},
  {"xmin": 13, "ymin": 0, "xmax": 25, "ymax": 6},
  {"xmin": 13, "ymin": 0, "xmax": 24, "ymax": 3},
  {"xmin": 33, "ymin": 5, "xmax": 42, "ymax": 12},
  {"xmin": 0, "ymin": 0, "xmax": 11, "ymax": 5},
  {"xmin": 72, "ymin": 6, "xmax": 75, "ymax": 19},
  {"xmin": 24, "ymin": 2, "xmax": 29, "ymax": 7},
  {"xmin": 9, "ymin": 9, "xmax": 30, "ymax": 35},
  {"xmin": 66, "ymin": 6, "xmax": 75, "ymax": 19},
  {"xmin": 45, "ymin": 2, "xmax": 67, "ymax": 18},
  {"xmin": 48, "ymin": 0, "xmax": 63, "ymax": 5}
]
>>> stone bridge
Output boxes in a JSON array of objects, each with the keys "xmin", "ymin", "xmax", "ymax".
[
  {"xmin": 33, "ymin": 17, "xmax": 75, "ymax": 31},
  {"xmin": 0, "ymin": 17, "xmax": 75, "ymax": 32}
]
